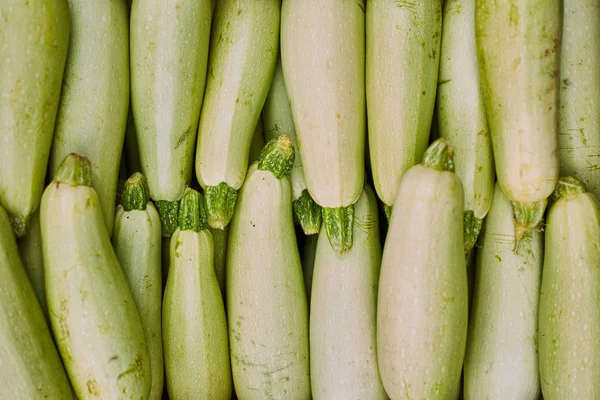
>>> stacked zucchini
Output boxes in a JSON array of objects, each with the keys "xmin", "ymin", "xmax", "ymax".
[{"xmin": 1, "ymin": 0, "xmax": 599, "ymax": 399}]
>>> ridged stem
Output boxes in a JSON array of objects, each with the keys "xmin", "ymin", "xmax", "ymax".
[
  {"xmin": 464, "ymin": 211, "xmax": 483, "ymax": 253},
  {"xmin": 552, "ymin": 176, "xmax": 587, "ymax": 200},
  {"xmin": 258, "ymin": 134, "xmax": 295, "ymax": 178},
  {"xmin": 157, "ymin": 200, "xmax": 181, "ymax": 237},
  {"xmin": 55, "ymin": 153, "xmax": 93, "ymax": 187},
  {"xmin": 204, "ymin": 183, "xmax": 237, "ymax": 230},
  {"xmin": 122, "ymin": 172, "xmax": 150, "ymax": 212},
  {"xmin": 322, "ymin": 204, "xmax": 354, "ymax": 253},
  {"xmin": 383, "ymin": 204, "xmax": 393, "ymax": 223},
  {"xmin": 293, "ymin": 189, "xmax": 322, "ymax": 235},
  {"xmin": 511, "ymin": 199, "xmax": 547, "ymax": 253},
  {"xmin": 179, "ymin": 188, "xmax": 208, "ymax": 232},
  {"xmin": 422, "ymin": 138, "xmax": 455, "ymax": 172}
]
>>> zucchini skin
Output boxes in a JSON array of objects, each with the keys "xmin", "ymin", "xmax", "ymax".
[
  {"xmin": 195, "ymin": 0, "xmax": 280, "ymax": 190},
  {"xmin": 49, "ymin": 0, "xmax": 129, "ymax": 236},
  {"xmin": 437, "ymin": 0, "xmax": 494, "ymax": 232},
  {"xmin": 162, "ymin": 229, "xmax": 232, "ymax": 399},
  {"xmin": 0, "ymin": 205, "xmax": 73, "ymax": 400},
  {"xmin": 366, "ymin": 0, "xmax": 442, "ymax": 207},
  {"xmin": 559, "ymin": 0, "xmax": 600, "ymax": 199},
  {"xmin": 475, "ymin": 0, "xmax": 561, "ymax": 203},
  {"xmin": 226, "ymin": 163, "xmax": 311, "ymax": 399},
  {"xmin": 280, "ymin": 0, "xmax": 365, "ymax": 209},
  {"xmin": 377, "ymin": 164, "xmax": 467, "ymax": 399},
  {"xmin": 40, "ymin": 160, "xmax": 151, "ymax": 399},
  {"xmin": 209, "ymin": 225, "xmax": 230, "ymax": 298},
  {"xmin": 538, "ymin": 182, "xmax": 600, "ymax": 398},
  {"xmin": 310, "ymin": 184, "xmax": 387, "ymax": 399},
  {"xmin": 130, "ymin": 0, "xmax": 212, "ymax": 202},
  {"xmin": 0, "ymin": 0, "xmax": 71, "ymax": 237},
  {"xmin": 113, "ymin": 204, "xmax": 164, "ymax": 400},
  {"xmin": 464, "ymin": 183, "xmax": 542, "ymax": 399}
]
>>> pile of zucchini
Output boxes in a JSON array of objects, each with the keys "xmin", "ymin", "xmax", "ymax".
[{"xmin": 1, "ymin": 0, "xmax": 599, "ymax": 399}]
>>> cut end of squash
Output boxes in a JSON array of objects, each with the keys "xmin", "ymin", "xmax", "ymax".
[
  {"xmin": 293, "ymin": 189, "xmax": 322, "ymax": 235},
  {"xmin": 511, "ymin": 199, "xmax": 547, "ymax": 254},
  {"xmin": 422, "ymin": 138, "xmax": 455, "ymax": 172},
  {"xmin": 322, "ymin": 204, "xmax": 354, "ymax": 253},
  {"xmin": 552, "ymin": 176, "xmax": 587, "ymax": 201},
  {"xmin": 122, "ymin": 172, "xmax": 150, "ymax": 212},
  {"xmin": 204, "ymin": 183, "xmax": 238, "ymax": 230},
  {"xmin": 258, "ymin": 135, "xmax": 295, "ymax": 178},
  {"xmin": 55, "ymin": 153, "xmax": 93, "ymax": 187}
]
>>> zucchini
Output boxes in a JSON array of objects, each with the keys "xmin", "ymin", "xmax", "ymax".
[
  {"xmin": 281, "ymin": 0, "xmax": 366, "ymax": 252},
  {"xmin": 209, "ymin": 225, "xmax": 229, "ymax": 298},
  {"xmin": 475, "ymin": 0, "xmax": 561, "ymax": 244},
  {"xmin": 437, "ymin": 0, "xmax": 494, "ymax": 252},
  {"xmin": 366, "ymin": 0, "xmax": 442, "ymax": 213},
  {"xmin": 227, "ymin": 135, "xmax": 311, "ymax": 399},
  {"xmin": 112, "ymin": 173, "xmax": 164, "ymax": 400},
  {"xmin": 559, "ymin": 0, "xmax": 600, "ymax": 200},
  {"xmin": 538, "ymin": 177, "xmax": 600, "ymax": 398},
  {"xmin": 310, "ymin": 184, "xmax": 387, "ymax": 399},
  {"xmin": 49, "ymin": 0, "xmax": 129, "ymax": 237},
  {"xmin": 195, "ymin": 0, "xmax": 280, "ymax": 230},
  {"xmin": 262, "ymin": 57, "xmax": 321, "ymax": 235},
  {"xmin": 40, "ymin": 154, "xmax": 151, "ymax": 399},
  {"xmin": 162, "ymin": 188, "xmax": 232, "ymax": 399},
  {"xmin": 0, "ymin": 204, "xmax": 73, "ymax": 399},
  {"xmin": 124, "ymin": 104, "xmax": 142, "ymax": 175},
  {"xmin": 248, "ymin": 116, "xmax": 266, "ymax": 166},
  {"xmin": 0, "ymin": 0, "xmax": 70, "ymax": 237},
  {"xmin": 130, "ymin": 0, "xmax": 212, "ymax": 236},
  {"xmin": 377, "ymin": 139, "xmax": 468, "ymax": 399},
  {"xmin": 464, "ymin": 183, "xmax": 542, "ymax": 399},
  {"xmin": 17, "ymin": 210, "xmax": 48, "ymax": 321}
]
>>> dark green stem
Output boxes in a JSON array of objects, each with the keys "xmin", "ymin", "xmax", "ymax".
[
  {"xmin": 463, "ymin": 211, "xmax": 483, "ymax": 253},
  {"xmin": 293, "ymin": 189, "xmax": 322, "ymax": 235},
  {"xmin": 258, "ymin": 134, "xmax": 295, "ymax": 178},
  {"xmin": 122, "ymin": 172, "xmax": 150, "ymax": 212},
  {"xmin": 422, "ymin": 138, "xmax": 455, "ymax": 172},
  {"xmin": 511, "ymin": 199, "xmax": 547, "ymax": 253},
  {"xmin": 383, "ymin": 204, "xmax": 393, "ymax": 223},
  {"xmin": 552, "ymin": 176, "xmax": 587, "ymax": 200},
  {"xmin": 55, "ymin": 153, "xmax": 93, "ymax": 187},
  {"xmin": 157, "ymin": 200, "xmax": 180, "ymax": 237},
  {"xmin": 179, "ymin": 188, "xmax": 208, "ymax": 232},
  {"xmin": 204, "ymin": 183, "xmax": 237, "ymax": 230},
  {"xmin": 322, "ymin": 204, "xmax": 354, "ymax": 253},
  {"xmin": 10, "ymin": 215, "xmax": 29, "ymax": 239}
]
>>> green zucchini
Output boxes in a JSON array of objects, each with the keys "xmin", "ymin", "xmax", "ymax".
[
  {"xmin": 248, "ymin": 116, "xmax": 265, "ymax": 166},
  {"xmin": 0, "ymin": 0, "xmax": 71, "ymax": 237},
  {"xmin": 377, "ymin": 139, "xmax": 468, "ymax": 399},
  {"xmin": 310, "ymin": 184, "xmax": 387, "ymax": 399},
  {"xmin": 262, "ymin": 57, "xmax": 321, "ymax": 235},
  {"xmin": 464, "ymin": 183, "xmax": 542, "ymax": 399},
  {"xmin": 281, "ymin": 0, "xmax": 366, "ymax": 252},
  {"xmin": 112, "ymin": 173, "xmax": 164, "ymax": 400},
  {"xmin": 0, "ymin": 204, "xmax": 73, "ymax": 399},
  {"xmin": 538, "ymin": 177, "xmax": 600, "ymax": 398},
  {"xmin": 227, "ymin": 135, "xmax": 311, "ymax": 399},
  {"xmin": 17, "ymin": 210, "xmax": 48, "ymax": 321},
  {"xmin": 366, "ymin": 0, "xmax": 442, "ymax": 211},
  {"xmin": 209, "ymin": 225, "xmax": 229, "ymax": 297},
  {"xmin": 195, "ymin": 0, "xmax": 280, "ymax": 230},
  {"xmin": 559, "ymin": 0, "xmax": 600, "ymax": 200},
  {"xmin": 475, "ymin": 0, "xmax": 561, "ymax": 244},
  {"xmin": 40, "ymin": 154, "xmax": 151, "ymax": 399},
  {"xmin": 163, "ymin": 188, "xmax": 232, "ymax": 399},
  {"xmin": 130, "ymin": 0, "xmax": 212, "ymax": 236},
  {"xmin": 49, "ymin": 0, "xmax": 129, "ymax": 237},
  {"xmin": 437, "ymin": 0, "xmax": 494, "ymax": 252}
]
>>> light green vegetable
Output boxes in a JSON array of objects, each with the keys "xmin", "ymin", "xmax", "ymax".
[{"xmin": 248, "ymin": 116, "xmax": 265, "ymax": 166}]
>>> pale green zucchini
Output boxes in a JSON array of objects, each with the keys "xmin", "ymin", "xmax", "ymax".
[
  {"xmin": 559, "ymin": 1, "xmax": 600, "ymax": 200},
  {"xmin": 538, "ymin": 177, "xmax": 600, "ymax": 399},
  {"xmin": 226, "ymin": 136, "xmax": 311, "ymax": 399},
  {"xmin": 49, "ymin": 0, "xmax": 129, "ymax": 237},
  {"xmin": 366, "ymin": 0, "xmax": 442, "ymax": 212},
  {"xmin": 0, "ymin": 0, "xmax": 70, "ymax": 237},
  {"xmin": 112, "ymin": 173, "xmax": 164, "ymax": 400},
  {"xmin": 437, "ymin": 0, "xmax": 494, "ymax": 252},
  {"xmin": 131, "ymin": 0, "xmax": 212, "ymax": 236},
  {"xmin": 377, "ymin": 139, "xmax": 468, "ymax": 399},
  {"xmin": 464, "ymin": 183, "xmax": 542, "ymax": 399},
  {"xmin": 475, "ymin": 0, "xmax": 561, "ymax": 243},
  {"xmin": 0, "ymin": 205, "xmax": 73, "ymax": 399},
  {"xmin": 209, "ymin": 225, "xmax": 229, "ymax": 297},
  {"xmin": 310, "ymin": 184, "xmax": 387, "ymax": 399},
  {"xmin": 195, "ymin": 0, "xmax": 280, "ymax": 230},
  {"xmin": 163, "ymin": 188, "xmax": 232, "ymax": 399},
  {"xmin": 40, "ymin": 154, "xmax": 151, "ymax": 399},
  {"xmin": 301, "ymin": 233, "xmax": 318, "ymax": 306},
  {"xmin": 248, "ymin": 116, "xmax": 265, "ymax": 166},
  {"xmin": 281, "ymin": 0, "xmax": 366, "ymax": 252},
  {"xmin": 17, "ymin": 210, "xmax": 48, "ymax": 321},
  {"xmin": 262, "ymin": 57, "xmax": 321, "ymax": 235}
]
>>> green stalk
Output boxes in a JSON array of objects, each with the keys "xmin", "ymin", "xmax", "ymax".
[{"xmin": 55, "ymin": 153, "xmax": 93, "ymax": 187}]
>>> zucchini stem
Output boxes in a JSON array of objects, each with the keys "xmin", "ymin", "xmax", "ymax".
[
  {"xmin": 383, "ymin": 204, "xmax": 393, "ymax": 223},
  {"xmin": 511, "ymin": 199, "xmax": 547, "ymax": 253},
  {"xmin": 179, "ymin": 188, "xmax": 208, "ymax": 232},
  {"xmin": 422, "ymin": 138, "xmax": 455, "ymax": 172},
  {"xmin": 157, "ymin": 200, "xmax": 181, "ymax": 237},
  {"xmin": 204, "ymin": 183, "xmax": 237, "ymax": 230},
  {"xmin": 258, "ymin": 134, "xmax": 295, "ymax": 178},
  {"xmin": 293, "ymin": 189, "xmax": 322, "ymax": 235},
  {"xmin": 463, "ymin": 211, "xmax": 483, "ymax": 253},
  {"xmin": 552, "ymin": 176, "xmax": 587, "ymax": 200},
  {"xmin": 322, "ymin": 204, "xmax": 354, "ymax": 253},
  {"xmin": 55, "ymin": 153, "xmax": 93, "ymax": 187},
  {"xmin": 122, "ymin": 172, "xmax": 150, "ymax": 212}
]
